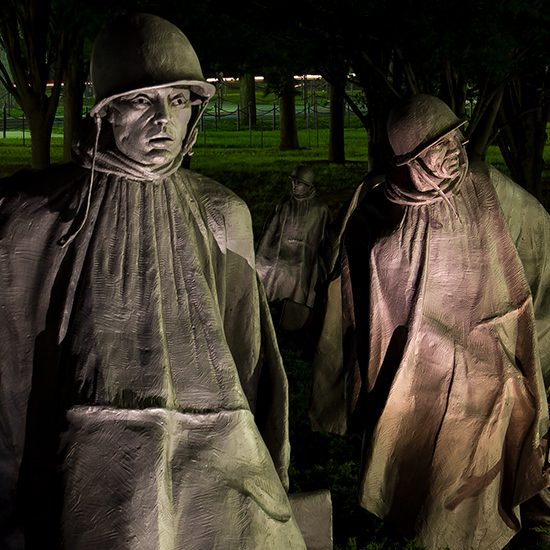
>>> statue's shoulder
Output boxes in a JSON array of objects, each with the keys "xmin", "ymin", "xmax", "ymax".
[
  {"xmin": 180, "ymin": 168, "xmax": 251, "ymax": 223},
  {"xmin": 179, "ymin": 169, "xmax": 255, "ymax": 264},
  {"xmin": 0, "ymin": 163, "xmax": 90, "ymax": 248},
  {"xmin": 469, "ymin": 160, "xmax": 519, "ymax": 193},
  {"xmin": 469, "ymin": 160, "xmax": 542, "ymax": 206},
  {"xmin": 0, "ymin": 162, "xmax": 88, "ymax": 202},
  {"xmin": 349, "ymin": 176, "xmax": 400, "ymax": 228},
  {"xmin": 468, "ymin": 160, "xmax": 495, "ymax": 184},
  {"xmin": 310, "ymin": 196, "xmax": 332, "ymax": 212}
]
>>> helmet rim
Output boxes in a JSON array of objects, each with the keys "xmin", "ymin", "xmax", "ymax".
[
  {"xmin": 90, "ymin": 13, "xmax": 215, "ymax": 116},
  {"xmin": 90, "ymin": 80, "xmax": 215, "ymax": 118},
  {"xmin": 387, "ymin": 94, "xmax": 466, "ymax": 166},
  {"xmin": 394, "ymin": 119, "xmax": 466, "ymax": 166},
  {"xmin": 289, "ymin": 165, "xmax": 315, "ymax": 186}
]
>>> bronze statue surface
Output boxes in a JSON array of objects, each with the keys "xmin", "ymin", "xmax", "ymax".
[
  {"xmin": 311, "ymin": 95, "xmax": 550, "ymax": 550},
  {"xmin": 0, "ymin": 13, "xmax": 306, "ymax": 549},
  {"xmin": 256, "ymin": 166, "xmax": 332, "ymax": 311}
]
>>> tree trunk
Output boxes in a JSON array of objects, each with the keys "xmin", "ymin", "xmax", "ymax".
[
  {"xmin": 440, "ymin": 60, "xmax": 467, "ymax": 118},
  {"xmin": 496, "ymin": 78, "xmax": 550, "ymax": 204},
  {"xmin": 279, "ymin": 75, "xmax": 299, "ymax": 150},
  {"xmin": 366, "ymin": 105, "xmax": 393, "ymax": 173},
  {"xmin": 22, "ymin": 99, "xmax": 56, "ymax": 170},
  {"xmin": 239, "ymin": 73, "xmax": 257, "ymax": 128},
  {"xmin": 63, "ymin": 47, "xmax": 86, "ymax": 162},
  {"xmin": 0, "ymin": 0, "xmax": 69, "ymax": 170},
  {"xmin": 466, "ymin": 85, "xmax": 504, "ymax": 163},
  {"xmin": 362, "ymin": 72, "xmax": 395, "ymax": 172},
  {"xmin": 351, "ymin": 45, "xmax": 397, "ymax": 172},
  {"xmin": 328, "ymin": 82, "xmax": 345, "ymax": 163}
]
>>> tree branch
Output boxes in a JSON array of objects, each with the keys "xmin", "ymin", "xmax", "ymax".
[
  {"xmin": 393, "ymin": 45, "xmax": 420, "ymax": 95},
  {"xmin": 358, "ymin": 48, "xmax": 402, "ymax": 99}
]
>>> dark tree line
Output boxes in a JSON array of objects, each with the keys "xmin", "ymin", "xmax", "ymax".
[
  {"xmin": 1, "ymin": 0, "xmax": 549, "ymax": 202},
  {"xmin": 284, "ymin": 0, "xmax": 550, "ymax": 199},
  {"xmin": 0, "ymin": 0, "xmax": 69, "ymax": 169},
  {"xmin": 0, "ymin": 0, "xmax": 127, "ymax": 168}
]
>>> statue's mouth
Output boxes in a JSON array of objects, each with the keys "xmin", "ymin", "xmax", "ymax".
[{"xmin": 149, "ymin": 135, "xmax": 175, "ymax": 148}]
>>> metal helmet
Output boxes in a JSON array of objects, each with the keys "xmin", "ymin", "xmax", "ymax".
[
  {"xmin": 290, "ymin": 165, "xmax": 315, "ymax": 186},
  {"xmin": 387, "ymin": 95, "xmax": 466, "ymax": 166},
  {"xmin": 90, "ymin": 13, "xmax": 215, "ymax": 117}
]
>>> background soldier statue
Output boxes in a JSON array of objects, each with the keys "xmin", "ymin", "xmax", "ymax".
[{"xmin": 256, "ymin": 165, "xmax": 332, "ymax": 330}]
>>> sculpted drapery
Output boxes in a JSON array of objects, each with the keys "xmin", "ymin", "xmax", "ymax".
[
  {"xmin": 311, "ymin": 161, "xmax": 550, "ymax": 550},
  {"xmin": 0, "ymin": 159, "xmax": 306, "ymax": 549},
  {"xmin": 0, "ymin": 12, "xmax": 306, "ymax": 550},
  {"xmin": 310, "ymin": 95, "xmax": 550, "ymax": 550}
]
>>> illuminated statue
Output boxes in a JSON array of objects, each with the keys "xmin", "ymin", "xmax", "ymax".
[
  {"xmin": 310, "ymin": 94, "xmax": 550, "ymax": 550},
  {"xmin": 0, "ymin": 13, "xmax": 306, "ymax": 550},
  {"xmin": 255, "ymin": 166, "xmax": 332, "ymax": 328}
]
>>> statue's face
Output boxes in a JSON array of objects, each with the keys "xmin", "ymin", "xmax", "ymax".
[
  {"xmin": 417, "ymin": 131, "xmax": 464, "ymax": 180},
  {"xmin": 108, "ymin": 87, "xmax": 192, "ymax": 165},
  {"xmin": 291, "ymin": 177, "xmax": 313, "ymax": 198}
]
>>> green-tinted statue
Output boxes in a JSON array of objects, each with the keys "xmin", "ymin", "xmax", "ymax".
[{"xmin": 0, "ymin": 13, "xmax": 306, "ymax": 550}]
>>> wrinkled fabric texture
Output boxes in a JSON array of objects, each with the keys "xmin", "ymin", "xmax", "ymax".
[
  {"xmin": 255, "ymin": 195, "xmax": 332, "ymax": 308},
  {"xmin": 0, "ymin": 155, "xmax": 306, "ymax": 549},
  {"xmin": 310, "ymin": 162, "xmax": 550, "ymax": 550},
  {"xmin": 288, "ymin": 490, "xmax": 333, "ymax": 550}
]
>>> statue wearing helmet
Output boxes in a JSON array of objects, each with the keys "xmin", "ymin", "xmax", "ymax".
[
  {"xmin": 0, "ymin": 13, "xmax": 307, "ymax": 550},
  {"xmin": 310, "ymin": 94, "xmax": 550, "ymax": 549},
  {"xmin": 255, "ymin": 165, "xmax": 333, "ymax": 330}
]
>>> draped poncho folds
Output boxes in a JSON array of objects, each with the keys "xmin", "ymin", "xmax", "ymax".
[
  {"xmin": 310, "ymin": 162, "xmax": 550, "ymax": 550},
  {"xmin": 0, "ymin": 146, "xmax": 307, "ymax": 549},
  {"xmin": 255, "ymin": 193, "xmax": 332, "ymax": 309}
]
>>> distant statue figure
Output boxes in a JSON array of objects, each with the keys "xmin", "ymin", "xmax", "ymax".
[
  {"xmin": 255, "ymin": 165, "xmax": 332, "ymax": 329},
  {"xmin": 0, "ymin": 13, "xmax": 307, "ymax": 550},
  {"xmin": 310, "ymin": 94, "xmax": 550, "ymax": 550}
]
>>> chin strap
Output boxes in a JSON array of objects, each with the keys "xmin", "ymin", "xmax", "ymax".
[
  {"xmin": 181, "ymin": 101, "xmax": 208, "ymax": 158},
  {"xmin": 58, "ymin": 114, "xmax": 102, "ymax": 247},
  {"xmin": 409, "ymin": 158, "xmax": 467, "ymax": 223},
  {"xmin": 423, "ymin": 177, "xmax": 461, "ymax": 222},
  {"xmin": 58, "ymin": 97, "xmax": 209, "ymax": 247}
]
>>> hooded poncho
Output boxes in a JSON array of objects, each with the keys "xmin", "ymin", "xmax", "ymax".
[
  {"xmin": 0, "ymin": 133, "xmax": 307, "ymax": 550},
  {"xmin": 255, "ymin": 190, "xmax": 332, "ymax": 309},
  {"xmin": 310, "ymin": 161, "xmax": 550, "ymax": 550}
]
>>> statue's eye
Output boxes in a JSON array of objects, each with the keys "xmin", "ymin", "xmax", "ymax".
[
  {"xmin": 131, "ymin": 95, "xmax": 151, "ymax": 107},
  {"xmin": 172, "ymin": 95, "xmax": 189, "ymax": 107}
]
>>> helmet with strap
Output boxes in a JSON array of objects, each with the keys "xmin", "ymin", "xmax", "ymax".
[
  {"xmin": 90, "ymin": 13, "xmax": 215, "ymax": 117},
  {"xmin": 387, "ymin": 94, "xmax": 466, "ymax": 166},
  {"xmin": 290, "ymin": 165, "xmax": 315, "ymax": 186}
]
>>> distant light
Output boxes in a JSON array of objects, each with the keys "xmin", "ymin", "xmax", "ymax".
[{"xmin": 206, "ymin": 75, "xmax": 329, "ymax": 83}]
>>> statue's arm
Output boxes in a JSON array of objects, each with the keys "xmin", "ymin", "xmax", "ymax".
[{"xmin": 489, "ymin": 164, "xmax": 550, "ymax": 386}]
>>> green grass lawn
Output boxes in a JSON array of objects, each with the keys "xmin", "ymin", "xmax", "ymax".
[{"xmin": 0, "ymin": 127, "xmax": 371, "ymax": 238}]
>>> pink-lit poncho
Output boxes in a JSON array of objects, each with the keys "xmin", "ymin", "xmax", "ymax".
[{"xmin": 310, "ymin": 162, "xmax": 550, "ymax": 550}]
